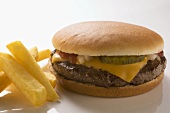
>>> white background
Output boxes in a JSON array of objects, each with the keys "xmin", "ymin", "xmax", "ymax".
[{"xmin": 0, "ymin": 0, "xmax": 170, "ymax": 113}]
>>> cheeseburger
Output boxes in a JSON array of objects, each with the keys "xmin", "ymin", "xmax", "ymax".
[{"xmin": 50, "ymin": 21, "xmax": 166, "ymax": 97}]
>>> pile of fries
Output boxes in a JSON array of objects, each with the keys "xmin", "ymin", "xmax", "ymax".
[{"xmin": 0, "ymin": 41, "xmax": 59, "ymax": 106}]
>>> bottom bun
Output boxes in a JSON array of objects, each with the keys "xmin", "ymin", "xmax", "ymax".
[{"xmin": 54, "ymin": 72, "xmax": 164, "ymax": 97}]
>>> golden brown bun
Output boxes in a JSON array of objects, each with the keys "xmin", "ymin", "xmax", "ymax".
[
  {"xmin": 52, "ymin": 21, "xmax": 164, "ymax": 56},
  {"xmin": 54, "ymin": 72, "xmax": 163, "ymax": 97}
]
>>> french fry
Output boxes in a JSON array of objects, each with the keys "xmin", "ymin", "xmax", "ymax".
[
  {"xmin": 37, "ymin": 49, "xmax": 51, "ymax": 62},
  {"xmin": 29, "ymin": 47, "xmax": 56, "ymax": 88},
  {"xmin": 0, "ymin": 48, "xmax": 54, "ymax": 93},
  {"xmin": 44, "ymin": 72, "xmax": 56, "ymax": 88},
  {"xmin": 0, "ymin": 71, "xmax": 56, "ymax": 93},
  {"xmin": 0, "ymin": 53, "xmax": 47, "ymax": 106},
  {"xmin": 7, "ymin": 41, "xmax": 59, "ymax": 101},
  {"xmin": 29, "ymin": 46, "xmax": 38, "ymax": 60},
  {"xmin": 0, "ymin": 72, "xmax": 11, "ymax": 93}
]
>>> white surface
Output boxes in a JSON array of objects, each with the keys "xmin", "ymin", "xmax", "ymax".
[{"xmin": 0, "ymin": 0, "xmax": 170, "ymax": 113}]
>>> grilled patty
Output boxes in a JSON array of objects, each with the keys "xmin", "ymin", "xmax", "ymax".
[{"xmin": 51, "ymin": 55, "xmax": 166, "ymax": 87}]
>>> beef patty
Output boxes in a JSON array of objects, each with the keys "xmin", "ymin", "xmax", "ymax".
[{"xmin": 51, "ymin": 55, "xmax": 166, "ymax": 87}]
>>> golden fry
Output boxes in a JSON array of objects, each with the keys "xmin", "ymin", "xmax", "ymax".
[
  {"xmin": 44, "ymin": 72, "xmax": 57, "ymax": 88},
  {"xmin": 0, "ymin": 72, "xmax": 11, "ymax": 93},
  {"xmin": 7, "ymin": 41, "xmax": 59, "ymax": 101},
  {"xmin": 0, "ymin": 53, "xmax": 46, "ymax": 106},
  {"xmin": 0, "ymin": 47, "xmax": 55, "ymax": 93},
  {"xmin": 29, "ymin": 46, "xmax": 38, "ymax": 60},
  {"xmin": 37, "ymin": 49, "xmax": 51, "ymax": 62},
  {"xmin": 0, "ymin": 71, "xmax": 56, "ymax": 93}
]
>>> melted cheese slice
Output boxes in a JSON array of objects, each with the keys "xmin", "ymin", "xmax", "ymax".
[
  {"xmin": 52, "ymin": 54, "xmax": 148, "ymax": 82},
  {"xmin": 84, "ymin": 58, "xmax": 148, "ymax": 82}
]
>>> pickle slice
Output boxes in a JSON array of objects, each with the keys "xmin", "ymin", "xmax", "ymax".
[{"xmin": 99, "ymin": 56, "xmax": 145, "ymax": 65}]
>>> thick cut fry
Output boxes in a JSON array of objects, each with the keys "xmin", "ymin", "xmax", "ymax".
[
  {"xmin": 44, "ymin": 72, "xmax": 57, "ymax": 88},
  {"xmin": 0, "ymin": 72, "xmax": 11, "ymax": 93},
  {"xmin": 0, "ymin": 48, "xmax": 55, "ymax": 93},
  {"xmin": 37, "ymin": 49, "xmax": 51, "ymax": 62},
  {"xmin": 7, "ymin": 41, "xmax": 59, "ymax": 101},
  {"xmin": 0, "ymin": 71, "xmax": 56, "ymax": 93},
  {"xmin": 0, "ymin": 53, "xmax": 47, "ymax": 106},
  {"xmin": 1, "ymin": 42, "xmax": 55, "ymax": 98},
  {"xmin": 29, "ymin": 46, "xmax": 38, "ymax": 60}
]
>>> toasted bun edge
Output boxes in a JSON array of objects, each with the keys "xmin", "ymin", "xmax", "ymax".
[{"xmin": 52, "ymin": 21, "xmax": 164, "ymax": 56}]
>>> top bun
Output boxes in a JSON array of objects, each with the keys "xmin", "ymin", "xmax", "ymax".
[{"xmin": 52, "ymin": 21, "xmax": 164, "ymax": 56}]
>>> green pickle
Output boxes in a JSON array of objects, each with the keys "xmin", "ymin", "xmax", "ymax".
[{"xmin": 99, "ymin": 55, "xmax": 145, "ymax": 65}]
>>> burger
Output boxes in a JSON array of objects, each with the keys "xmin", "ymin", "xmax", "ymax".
[{"xmin": 50, "ymin": 21, "xmax": 166, "ymax": 97}]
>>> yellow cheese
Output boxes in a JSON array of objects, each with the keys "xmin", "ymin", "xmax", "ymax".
[
  {"xmin": 84, "ymin": 58, "xmax": 148, "ymax": 82},
  {"xmin": 52, "ymin": 53, "xmax": 148, "ymax": 82}
]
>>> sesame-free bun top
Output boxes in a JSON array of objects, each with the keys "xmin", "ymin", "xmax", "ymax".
[{"xmin": 52, "ymin": 21, "xmax": 164, "ymax": 56}]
